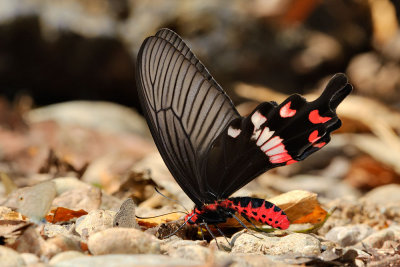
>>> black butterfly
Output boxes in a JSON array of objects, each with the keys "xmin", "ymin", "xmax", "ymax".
[{"xmin": 136, "ymin": 29, "xmax": 352, "ymax": 237}]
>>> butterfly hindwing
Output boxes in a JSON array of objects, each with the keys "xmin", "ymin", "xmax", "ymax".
[
  {"xmin": 136, "ymin": 29, "xmax": 240, "ymax": 205},
  {"xmin": 203, "ymin": 74, "xmax": 352, "ymax": 199}
]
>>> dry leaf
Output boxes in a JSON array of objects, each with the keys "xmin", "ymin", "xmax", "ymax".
[
  {"xmin": 292, "ymin": 205, "xmax": 327, "ymax": 224},
  {"xmin": 268, "ymin": 190, "xmax": 321, "ymax": 222},
  {"xmin": 45, "ymin": 207, "xmax": 88, "ymax": 224}
]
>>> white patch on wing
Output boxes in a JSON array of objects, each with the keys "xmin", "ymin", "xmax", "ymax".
[
  {"xmin": 228, "ymin": 126, "xmax": 241, "ymax": 138},
  {"xmin": 265, "ymin": 144, "xmax": 286, "ymax": 156},
  {"xmin": 251, "ymin": 111, "xmax": 267, "ymax": 130},
  {"xmin": 251, "ymin": 129, "xmax": 261, "ymax": 140},
  {"xmin": 256, "ymin": 127, "xmax": 274, "ymax": 146},
  {"xmin": 260, "ymin": 136, "xmax": 282, "ymax": 152}
]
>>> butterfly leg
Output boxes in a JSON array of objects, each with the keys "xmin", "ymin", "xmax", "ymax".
[
  {"xmin": 202, "ymin": 222, "xmax": 221, "ymax": 250},
  {"xmin": 229, "ymin": 212, "xmax": 261, "ymax": 239},
  {"xmin": 214, "ymin": 224, "xmax": 232, "ymax": 248},
  {"xmin": 241, "ymin": 214, "xmax": 262, "ymax": 231},
  {"xmin": 163, "ymin": 214, "xmax": 195, "ymax": 239}
]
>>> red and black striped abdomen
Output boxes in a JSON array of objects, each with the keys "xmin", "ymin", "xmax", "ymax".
[{"xmin": 220, "ymin": 197, "xmax": 290, "ymax": 230}]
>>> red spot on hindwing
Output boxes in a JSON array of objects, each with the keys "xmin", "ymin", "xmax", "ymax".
[
  {"xmin": 280, "ymin": 101, "xmax": 297, "ymax": 118},
  {"xmin": 313, "ymin": 142, "xmax": 326, "ymax": 148},
  {"xmin": 286, "ymin": 159, "xmax": 298, "ymax": 165},
  {"xmin": 309, "ymin": 110, "xmax": 331, "ymax": 124},
  {"xmin": 308, "ymin": 130, "xmax": 321, "ymax": 143}
]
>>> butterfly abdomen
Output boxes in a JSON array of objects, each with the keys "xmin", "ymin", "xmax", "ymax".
[{"xmin": 220, "ymin": 197, "xmax": 290, "ymax": 230}]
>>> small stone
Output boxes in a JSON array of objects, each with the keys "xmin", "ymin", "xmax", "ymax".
[
  {"xmin": 52, "ymin": 177, "xmax": 89, "ymax": 195},
  {"xmin": 209, "ymin": 236, "xmax": 232, "ymax": 251},
  {"xmin": 52, "ymin": 185, "xmax": 101, "ymax": 212},
  {"xmin": 325, "ymin": 224, "xmax": 375, "ymax": 247},
  {"xmin": 43, "ymin": 235, "xmax": 82, "ymax": 258},
  {"xmin": 232, "ymin": 232, "xmax": 321, "ymax": 256},
  {"xmin": 357, "ymin": 227, "xmax": 399, "ymax": 248},
  {"xmin": 14, "ymin": 225, "xmax": 47, "ymax": 256},
  {"xmin": 88, "ymin": 228, "xmax": 161, "ymax": 255},
  {"xmin": 363, "ymin": 184, "xmax": 400, "ymax": 205},
  {"xmin": 231, "ymin": 253, "xmax": 293, "ymax": 267},
  {"xmin": 100, "ymin": 193, "xmax": 123, "ymax": 211},
  {"xmin": 20, "ymin": 253, "xmax": 39, "ymax": 265},
  {"xmin": 43, "ymin": 223, "xmax": 73, "ymax": 238},
  {"xmin": 161, "ymin": 237, "xmax": 206, "ymax": 253},
  {"xmin": 49, "ymin": 251, "xmax": 86, "ymax": 265},
  {"xmin": 0, "ymin": 246, "xmax": 26, "ymax": 267},
  {"xmin": 52, "ymin": 254, "xmax": 200, "ymax": 267},
  {"xmin": 75, "ymin": 210, "xmax": 116, "ymax": 240},
  {"xmin": 168, "ymin": 245, "xmax": 230, "ymax": 263}
]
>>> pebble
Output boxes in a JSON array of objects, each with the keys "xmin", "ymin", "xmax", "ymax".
[
  {"xmin": 0, "ymin": 246, "xmax": 26, "ymax": 267},
  {"xmin": 20, "ymin": 253, "xmax": 39, "ymax": 265},
  {"xmin": 234, "ymin": 254, "xmax": 293, "ymax": 267},
  {"xmin": 49, "ymin": 251, "xmax": 87, "ymax": 265},
  {"xmin": 52, "ymin": 186, "xmax": 101, "ymax": 212},
  {"xmin": 88, "ymin": 228, "xmax": 161, "ymax": 255},
  {"xmin": 75, "ymin": 210, "xmax": 116, "ymax": 240},
  {"xmin": 161, "ymin": 237, "xmax": 207, "ymax": 251},
  {"xmin": 52, "ymin": 254, "xmax": 201, "ymax": 267},
  {"xmin": 52, "ymin": 177, "xmax": 89, "ymax": 195},
  {"xmin": 363, "ymin": 184, "xmax": 400, "ymax": 205},
  {"xmin": 43, "ymin": 224, "xmax": 73, "ymax": 238},
  {"xmin": 357, "ymin": 227, "xmax": 400, "ymax": 248},
  {"xmin": 100, "ymin": 193, "xmax": 124, "ymax": 211},
  {"xmin": 168, "ymin": 245, "xmax": 230, "ymax": 263},
  {"xmin": 232, "ymin": 232, "xmax": 321, "ymax": 256},
  {"xmin": 209, "ymin": 236, "xmax": 232, "ymax": 251},
  {"xmin": 325, "ymin": 224, "xmax": 375, "ymax": 247},
  {"xmin": 43, "ymin": 235, "xmax": 82, "ymax": 258}
]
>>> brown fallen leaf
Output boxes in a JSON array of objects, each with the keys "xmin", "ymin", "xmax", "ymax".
[
  {"xmin": 292, "ymin": 204, "xmax": 327, "ymax": 224},
  {"xmin": 0, "ymin": 208, "xmax": 25, "ymax": 221},
  {"xmin": 45, "ymin": 207, "xmax": 88, "ymax": 224},
  {"xmin": 268, "ymin": 190, "xmax": 321, "ymax": 222}
]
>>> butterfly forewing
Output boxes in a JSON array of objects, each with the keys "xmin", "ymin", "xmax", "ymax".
[{"xmin": 136, "ymin": 29, "xmax": 240, "ymax": 205}]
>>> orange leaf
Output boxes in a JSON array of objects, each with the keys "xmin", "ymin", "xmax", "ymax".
[
  {"xmin": 45, "ymin": 207, "xmax": 88, "ymax": 223},
  {"xmin": 292, "ymin": 205, "xmax": 327, "ymax": 224}
]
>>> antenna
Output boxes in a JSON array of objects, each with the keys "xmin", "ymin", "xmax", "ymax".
[
  {"xmin": 135, "ymin": 211, "xmax": 187, "ymax": 220},
  {"xmin": 154, "ymin": 187, "xmax": 189, "ymax": 213}
]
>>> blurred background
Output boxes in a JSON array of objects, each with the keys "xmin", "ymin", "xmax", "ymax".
[
  {"xmin": 0, "ymin": 0, "xmax": 400, "ymax": 205},
  {"xmin": 1, "ymin": 2, "xmax": 400, "ymax": 264},
  {"xmin": 1, "ymin": 0, "xmax": 399, "ymax": 108}
]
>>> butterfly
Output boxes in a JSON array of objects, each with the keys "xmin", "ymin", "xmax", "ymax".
[{"xmin": 136, "ymin": 28, "xmax": 352, "ymax": 240}]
